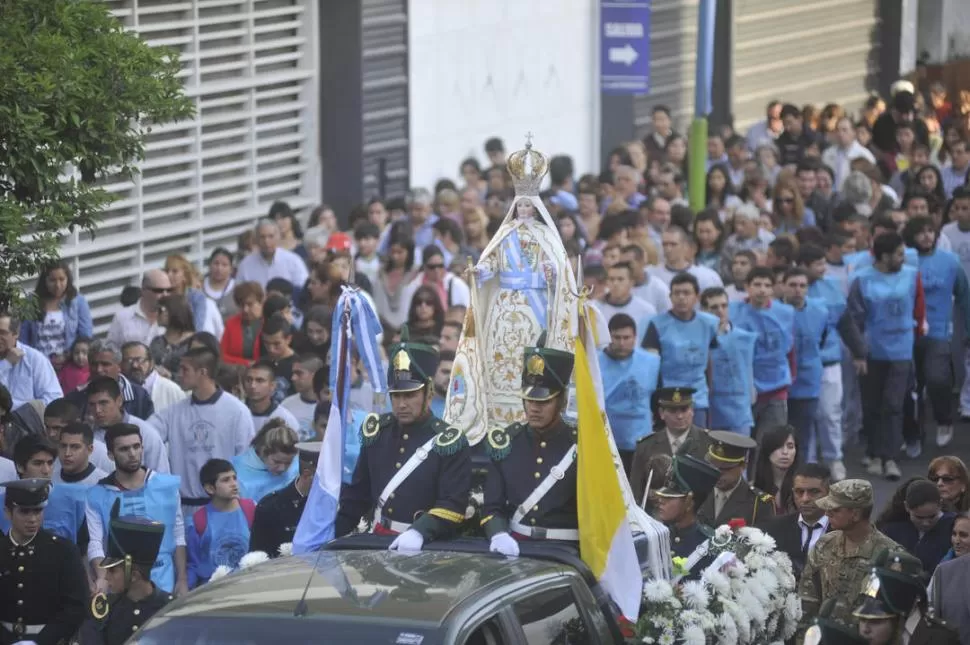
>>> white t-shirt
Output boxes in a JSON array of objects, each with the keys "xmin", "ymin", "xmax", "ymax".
[
  {"xmin": 647, "ymin": 264, "xmax": 724, "ymax": 293},
  {"xmin": 251, "ymin": 402, "xmax": 301, "ymax": 437},
  {"xmin": 596, "ymin": 295, "xmax": 657, "ymax": 343},
  {"xmin": 281, "ymin": 394, "xmax": 318, "ymax": 441},
  {"xmin": 36, "ymin": 310, "xmax": 67, "ymax": 357}
]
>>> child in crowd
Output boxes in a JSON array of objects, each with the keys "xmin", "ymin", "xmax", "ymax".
[
  {"xmin": 187, "ymin": 459, "xmax": 256, "ymax": 587},
  {"xmin": 57, "ymin": 337, "xmax": 91, "ymax": 394},
  {"xmin": 354, "ymin": 221, "xmax": 381, "ymax": 287}
]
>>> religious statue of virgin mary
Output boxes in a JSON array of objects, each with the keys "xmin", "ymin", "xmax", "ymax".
[{"xmin": 444, "ymin": 137, "xmax": 578, "ymax": 445}]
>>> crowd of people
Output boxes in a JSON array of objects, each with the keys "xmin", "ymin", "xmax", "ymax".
[{"xmin": 0, "ymin": 77, "xmax": 969, "ymax": 644}]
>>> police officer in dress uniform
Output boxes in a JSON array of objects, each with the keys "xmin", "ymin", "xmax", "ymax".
[
  {"xmin": 80, "ymin": 513, "xmax": 172, "ymax": 645},
  {"xmin": 336, "ymin": 327, "xmax": 471, "ymax": 551},
  {"xmin": 0, "ymin": 478, "xmax": 87, "ymax": 645},
  {"xmin": 481, "ymin": 335, "xmax": 578, "ymax": 557},
  {"xmin": 696, "ymin": 430, "xmax": 775, "ymax": 527},
  {"xmin": 249, "ymin": 442, "xmax": 320, "ymax": 557},
  {"xmin": 851, "ymin": 550, "xmax": 959, "ymax": 645},
  {"xmin": 629, "ymin": 387, "xmax": 713, "ymax": 506},
  {"xmin": 654, "ymin": 455, "xmax": 720, "ymax": 558}
]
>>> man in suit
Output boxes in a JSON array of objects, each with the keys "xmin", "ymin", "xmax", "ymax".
[
  {"xmin": 697, "ymin": 430, "xmax": 774, "ymax": 527},
  {"xmin": 654, "ymin": 455, "xmax": 721, "ymax": 558},
  {"xmin": 630, "ymin": 387, "xmax": 712, "ymax": 506},
  {"xmin": 761, "ymin": 463, "xmax": 832, "ymax": 580}
]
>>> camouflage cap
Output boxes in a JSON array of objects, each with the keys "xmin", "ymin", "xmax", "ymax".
[{"xmin": 815, "ymin": 479, "xmax": 873, "ymax": 511}]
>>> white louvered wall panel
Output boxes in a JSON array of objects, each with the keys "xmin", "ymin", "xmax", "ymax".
[{"xmin": 61, "ymin": 0, "xmax": 321, "ymax": 333}]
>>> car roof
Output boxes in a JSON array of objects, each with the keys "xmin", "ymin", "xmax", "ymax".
[{"xmin": 157, "ymin": 547, "xmax": 571, "ymax": 626}]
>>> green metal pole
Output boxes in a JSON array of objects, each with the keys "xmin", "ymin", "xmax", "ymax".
[{"xmin": 688, "ymin": 117, "xmax": 708, "ymax": 213}]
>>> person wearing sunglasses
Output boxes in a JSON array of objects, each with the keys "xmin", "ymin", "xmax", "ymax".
[
  {"xmin": 402, "ymin": 245, "xmax": 470, "ymax": 317},
  {"xmin": 107, "ymin": 269, "xmax": 172, "ymax": 348},
  {"xmin": 928, "ymin": 456, "xmax": 970, "ymax": 513}
]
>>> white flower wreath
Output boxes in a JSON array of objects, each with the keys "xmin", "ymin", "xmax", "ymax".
[{"xmin": 635, "ymin": 524, "xmax": 801, "ymax": 644}]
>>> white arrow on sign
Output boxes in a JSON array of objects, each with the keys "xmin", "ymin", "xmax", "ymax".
[{"xmin": 608, "ymin": 43, "xmax": 639, "ymax": 66}]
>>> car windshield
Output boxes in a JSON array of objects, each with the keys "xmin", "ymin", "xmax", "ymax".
[{"xmin": 130, "ymin": 616, "xmax": 442, "ymax": 645}]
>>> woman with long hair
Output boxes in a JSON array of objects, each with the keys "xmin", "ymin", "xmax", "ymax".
[
  {"xmin": 929, "ymin": 456, "xmax": 970, "ymax": 513},
  {"xmin": 271, "ymin": 202, "xmax": 306, "ymax": 261},
  {"xmin": 692, "ymin": 209, "xmax": 725, "ymax": 272},
  {"xmin": 663, "ymin": 133, "xmax": 689, "ymax": 180},
  {"xmin": 231, "ymin": 418, "xmax": 300, "ymax": 503},
  {"xmin": 556, "ymin": 211, "xmax": 588, "ymax": 250},
  {"xmin": 704, "ymin": 164, "xmax": 742, "ymax": 219},
  {"xmin": 875, "ymin": 477, "xmax": 924, "ymax": 529},
  {"xmin": 202, "ymin": 247, "xmax": 237, "ymax": 319},
  {"xmin": 406, "ymin": 284, "xmax": 445, "ymax": 339},
  {"xmin": 165, "ymin": 254, "xmax": 221, "ymax": 336},
  {"xmin": 771, "ymin": 176, "xmax": 814, "ymax": 233},
  {"xmin": 373, "ymin": 233, "xmax": 418, "ymax": 332},
  {"xmin": 753, "ymin": 425, "xmax": 800, "ymax": 515},
  {"xmin": 739, "ymin": 167, "xmax": 773, "ymax": 214},
  {"xmin": 221, "ymin": 281, "xmax": 265, "ymax": 366},
  {"xmin": 916, "ymin": 164, "xmax": 947, "ymax": 206},
  {"xmin": 21, "ymin": 260, "xmax": 93, "ymax": 365},
  {"xmin": 150, "ymin": 295, "xmax": 196, "ymax": 380},
  {"xmin": 295, "ymin": 304, "xmax": 332, "ymax": 361}
]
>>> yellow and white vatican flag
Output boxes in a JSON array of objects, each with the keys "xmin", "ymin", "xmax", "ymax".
[{"xmin": 575, "ymin": 314, "xmax": 641, "ymax": 621}]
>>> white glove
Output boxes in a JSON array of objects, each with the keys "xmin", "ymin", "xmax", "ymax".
[
  {"xmin": 388, "ymin": 528, "xmax": 424, "ymax": 553},
  {"xmin": 13, "ymin": 641, "xmax": 39, "ymax": 645},
  {"xmin": 489, "ymin": 532, "xmax": 520, "ymax": 557}
]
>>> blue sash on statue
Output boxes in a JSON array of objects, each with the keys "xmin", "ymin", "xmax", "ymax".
[
  {"xmin": 43, "ymin": 482, "xmax": 88, "ymax": 542},
  {"xmin": 88, "ymin": 473, "xmax": 181, "ymax": 592},
  {"xmin": 233, "ymin": 448, "xmax": 298, "ymax": 504},
  {"xmin": 499, "ymin": 228, "xmax": 548, "ymax": 327}
]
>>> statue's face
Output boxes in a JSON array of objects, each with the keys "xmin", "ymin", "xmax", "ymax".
[{"xmin": 515, "ymin": 199, "xmax": 535, "ymax": 218}]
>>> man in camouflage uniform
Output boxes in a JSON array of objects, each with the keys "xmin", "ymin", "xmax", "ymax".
[{"xmin": 799, "ymin": 479, "xmax": 903, "ymax": 629}]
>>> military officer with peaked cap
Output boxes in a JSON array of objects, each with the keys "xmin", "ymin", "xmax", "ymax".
[
  {"xmin": 0, "ymin": 478, "xmax": 88, "ymax": 645},
  {"xmin": 696, "ymin": 430, "xmax": 774, "ymax": 527},
  {"xmin": 804, "ymin": 599, "xmax": 868, "ymax": 645},
  {"xmin": 481, "ymin": 334, "xmax": 579, "ymax": 557},
  {"xmin": 654, "ymin": 455, "xmax": 721, "ymax": 559},
  {"xmin": 336, "ymin": 326, "xmax": 471, "ymax": 552},
  {"xmin": 629, "ymin": 387, "xmax": 712, "ymax": 506},
  {"xmin": 80, "ymin": 511, "xmax": 172, "ymax": 645},
  {"xmin": 250, "ymin": 442, "xmax": 321, "ymax": 557}
]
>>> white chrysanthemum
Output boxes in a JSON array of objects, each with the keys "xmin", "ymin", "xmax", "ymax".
[
  {"xmin": 745, "ymin": 552, "xmax": 769, "ymax": 572},
  {"xmin": 717, "ymin": 611, "xmax": 739, "ymax": 644},
  {"xmin": 682, "ymin": 625, "xmax": 706, "ymax": 645},
  {"xmin": 239, "ymin": 551, "xmax": 270, "ymax": 569},
  {"xmin": 681, "ymin": 580, "xmax": 709, "ymax": 610},
  {"xmin": 739, "ymin": 526, "xmax": 776, "ymax": 553},
  {"xmin": 714, "ymin": 525, "xmax": 732, "ymax": 541},
  {"xmin": 751, "ymin": 569, "xmax": 778, "ymax": 601},
  {"xmin": 659, "ymin": 633, "xmax": 675, "ymax": 645},
  {"xmin": 703, "ymin": 569, "xmax": 732, "ymax": 596},
  {"xmin": 784, "ymin": 591, "xmax": 802, "ymax": 623},
  {"xmin": 739, "ymin": 588, "xmax": 767, "ymax": 628},
  {"xmin": 643, "ymin": 579, "xmax": 675, "ymax": 602},
  {"xmin": 209, "ymin": 564, "xmax": 233, "ymax": 581},
  {"xmin": 642, "ymin": 637, "xmax": 655, "ymax": 644},
  {"xmin": 277, "ymin": 542, "xmax": 293, "ymax": 557},
  {"xmin": 722, "ymin": 598, "xmax": 751, "ymax": 643}
]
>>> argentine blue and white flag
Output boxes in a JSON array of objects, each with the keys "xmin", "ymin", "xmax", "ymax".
[{"xmin": 293, "ymin": 287, "xmax": 386, "ymax": 554}]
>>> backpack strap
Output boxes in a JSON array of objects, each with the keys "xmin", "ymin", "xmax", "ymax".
[
  {"xmin": 240, "ymin": 498, "xmax": 256, "ymax": 527},
  {"xmin": 193, "ymin": 505, "xmax": 208, "ymax": 537}
]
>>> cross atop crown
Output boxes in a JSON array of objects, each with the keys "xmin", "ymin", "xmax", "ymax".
[{"xmin": 525, "ymin": 131, "xmax": 534, "ymax": 149}]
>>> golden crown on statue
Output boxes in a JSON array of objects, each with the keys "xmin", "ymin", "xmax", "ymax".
[{"xmin": 506, "ymin": 132, "xmax": 548, "ymax": 197}]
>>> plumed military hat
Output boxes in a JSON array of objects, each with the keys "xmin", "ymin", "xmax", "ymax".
[
  {"xmin": 853, "ymin": 550, "xmax": 926, "ymax": 620},
  {"xmin": 101, "ymin": 516, "xmax": 165, "ymax": 569},
  {"xmin": 520, "ymin": 332, "xmax": 574, "ymax": 401},
  {"xmin": 655, "ymin": 455, "xmax": 720, "ymax": 511},
  {"xmin": 387, "ymin": 324, "xmax": 439, "ymax": 393}
]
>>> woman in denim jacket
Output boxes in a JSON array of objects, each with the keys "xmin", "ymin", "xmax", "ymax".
[{"xmin": 20, "ymin": 260, "xmax": 94, "ymax": 364}]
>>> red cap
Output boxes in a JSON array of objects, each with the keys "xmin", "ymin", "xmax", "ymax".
[{"xmin": 325, "ymin": 232, "xmax": 352, "ymax": 252}]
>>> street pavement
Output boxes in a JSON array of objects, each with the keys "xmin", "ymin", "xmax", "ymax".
[{"xmin": 841, "ymin": 420, "xmax": 970, "ymax": 512}]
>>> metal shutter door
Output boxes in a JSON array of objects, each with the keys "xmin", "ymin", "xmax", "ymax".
[
  {"xmin": 68, "ymin": 0, "xmax": 321, "ymax": 332},
  {"xmin": 732, "ymin": 0, "xmax": 880, "ymax": 133},
  {"xmin": 633, "ymin": 0, "xmax": 699, "ymax": 137},
  {"xmin": 361, "ymin": 0, "xmax": 409, "ymax": 200}
]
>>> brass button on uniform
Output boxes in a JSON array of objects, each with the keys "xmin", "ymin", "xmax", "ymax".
[
  {"xmin": 532, "ymin": 505, "xmax": 539, "ymax": 512},
  {"xmin": 530, "ymin": 518, "xmax": 536, "ymax": 525},
  {"xmin": 399, "ymin": 447, "xmax": 405, "ymax": 454},
  {"xmin": 395, "ymin": 462, "xmax": 401, "ymax": 469},
  {"xmin": 17, "ymin": 566, "xmax": 24, "ymax": 572},
  {"xmin": 389, "ymin": 493, "xmax": 395, "ymax": 499},
  {"xmin": 540, "ymin": 441, "xmax": 547, "ymax": 448},
  {"xmin": 17, "ymin": 600, "xmax": 23, "ymax": 605},
  {"xmin": 134, "ymin": 609, "xmax": 141, "ymax": 616},
  {"xmin": 534, "ymin": 472, "xmax": 541, "ymax": 479},
  {"xmin": 17, "ymin": 583, "xmax": 23, "ymax": 589},
  {"xmin": 536, "ymin": 457, "xmax": 543, "ymax": 464},
  {"xmin": 402, "ymin": 434, "xmax": 409, "ymax": 440},
  {"xmin": 386, "ymin": 508, "xmax": 393, "ymax": 514}
]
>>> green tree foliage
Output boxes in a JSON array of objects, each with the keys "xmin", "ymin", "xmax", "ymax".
[{"xmin": 0, "ymin": 0, "xmax": 194, "ymax": 311}]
